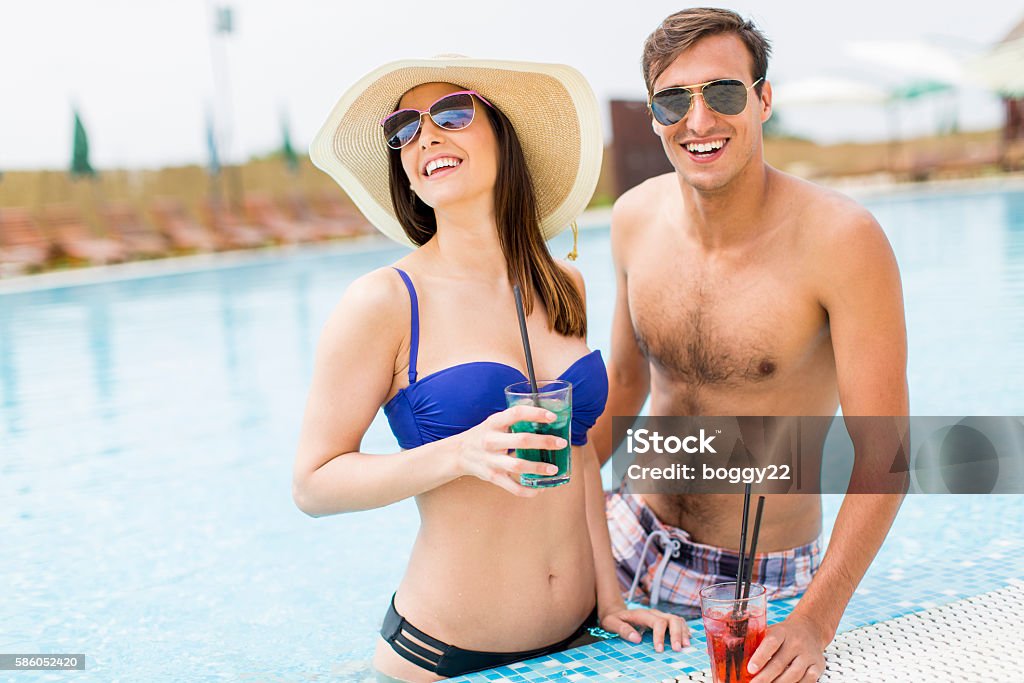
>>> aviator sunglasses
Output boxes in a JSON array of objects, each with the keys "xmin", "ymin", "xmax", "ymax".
[
  {"xmin": 649, "ymin": 77, "xmax": 764, "ymax": 126},
  {"xmin": 380, "ymin": 90, "xmax": 494, "ymax": 150}
]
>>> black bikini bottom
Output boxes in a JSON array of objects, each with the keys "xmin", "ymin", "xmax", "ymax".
[{"xmin": 380, "ymin": 593, "xmax": 599, "ymax": 678}]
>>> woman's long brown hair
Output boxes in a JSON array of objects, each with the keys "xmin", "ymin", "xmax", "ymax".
[{"xmin": 387, "ymin": 95, "xmax": 586, "ymax": 338}]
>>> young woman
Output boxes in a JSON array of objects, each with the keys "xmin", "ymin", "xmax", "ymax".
[{"xmin": 295, "ymin": 56, "xmax": 687, "ymax": 681}]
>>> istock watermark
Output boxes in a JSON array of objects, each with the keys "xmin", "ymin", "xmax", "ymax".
[
  {"xmin": 625, "ymin": 428, "xmax": 718, "ymax": 454},
  {"xmin": 611, "ymin": 416, "xmax": 1024, "ymax": 494}
]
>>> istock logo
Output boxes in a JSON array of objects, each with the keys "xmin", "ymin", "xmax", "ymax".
[{"xmin": 626, "ymin": 428, "xmax": 717, "ymax": 454}]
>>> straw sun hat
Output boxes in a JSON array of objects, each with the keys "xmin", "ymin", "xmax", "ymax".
[{"xmin": 309, "ymin": 55, "xmax": 603, "ymax": 249}]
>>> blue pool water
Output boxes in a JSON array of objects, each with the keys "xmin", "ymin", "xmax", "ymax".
[{"xmin": 2, "ymin": 186, "xmax": 1024, "ymax": 682}]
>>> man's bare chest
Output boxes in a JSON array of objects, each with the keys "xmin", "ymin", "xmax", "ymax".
[{"xmin": 627, "ymin": 260, "xmax": 827, "ymax": 387}]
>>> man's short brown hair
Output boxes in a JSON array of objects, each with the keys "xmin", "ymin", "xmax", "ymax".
[{"xmin": 642, "ymin": 7, "xmax": 771, "ymax": 95}]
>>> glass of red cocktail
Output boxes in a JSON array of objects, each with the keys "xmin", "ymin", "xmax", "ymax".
[{"xmin": 699, "ymin": 582, "xmax": 767, "ymax": 683}]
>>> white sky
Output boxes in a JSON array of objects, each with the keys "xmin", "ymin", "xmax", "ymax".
[{"xmin": 2, "ymin": 1, "xmax": 1021, "ymax": 170}]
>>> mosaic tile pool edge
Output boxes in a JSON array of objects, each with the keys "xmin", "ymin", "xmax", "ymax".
[{"xmin": 451, "ymin": 570, "xmax": 1024, "ymax": 682}]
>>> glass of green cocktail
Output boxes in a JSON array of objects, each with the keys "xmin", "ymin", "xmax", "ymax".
[{"xmin": 504, "ymin": 379, "xmax": 572, "ymax": 488}]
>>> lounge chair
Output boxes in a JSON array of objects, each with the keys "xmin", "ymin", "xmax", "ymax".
[
  {"xmin": 312, "ymin": 190, "xmax": 375, "ymax": 236},
  {"xmin": 41, "ymin": 204, "xmax": 127, "ymax": 265},
  {"xmin": 200, "ymin": 198, "xmax": 271, "ymax": 250},
  {"xmin": 150, "ymin": 197, "xmax": 219, "ymax": 253},
  {"xmin": 283, "ymin": 191, "xmax": 362, "ymax": 240},
  {"xmin": 101, "ymin": 202, "xmax": 169, "ymax": 258},
  {"xmin": 0, "ymin": 207, "xmax": 53, "ymax": 275},
  {"xmin": 242, "ymin": 193, "xmax": 319, "ymax": 244}
]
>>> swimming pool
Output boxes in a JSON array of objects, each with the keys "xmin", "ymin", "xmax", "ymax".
[{"xmin": 2, "ymin": 185, "xmax": 1023, "ymax": 682}]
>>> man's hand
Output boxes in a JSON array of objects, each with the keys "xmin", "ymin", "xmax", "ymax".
[
  {"xmin": 600, "ymin": 604, "xmax": 690, "ymax": 653},
  {"xmin": 748, "ymin": 613, "xmax": 827, "ymax": 682}
]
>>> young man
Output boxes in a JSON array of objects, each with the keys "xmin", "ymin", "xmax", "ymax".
[{"xmin": 591, "ymin": 8, "xmax": 909, "ymax": 683}]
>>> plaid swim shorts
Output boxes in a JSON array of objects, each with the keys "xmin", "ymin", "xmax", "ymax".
[{"xmin": 606, "ymin": 488, "xmax": 822, "ymax": 618}]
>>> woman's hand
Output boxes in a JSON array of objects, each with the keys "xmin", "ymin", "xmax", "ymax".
[
  {"xmin": 599, "ymin": 601, "xmax": 691, "ymax": 653},
  {"xmin": 453, "ymin": 404, "xmax": 567, "ymax": 496}
]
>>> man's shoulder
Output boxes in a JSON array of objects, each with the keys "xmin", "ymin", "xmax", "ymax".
[
  {"xmin": 615, "ymin": 172, "xmax": 677, "ymax": 212},
  {"xmin": 772, "ymin": 172, "xmax": 896, "ymax": 285},
  {"xmin": 611, "ymin": 172, "xmax": 676, "ymax": 238},
  {"xmin": 774, "ymin": 171, "xmax": 882, "ymax": 244}
]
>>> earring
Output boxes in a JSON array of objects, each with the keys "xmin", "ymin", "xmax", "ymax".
[{"xmin": 566, "ymin": 220, "xmax": 579, "ymax": 261}]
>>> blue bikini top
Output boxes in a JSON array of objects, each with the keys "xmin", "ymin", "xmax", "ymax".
[{"xmin": 383, "ymin": 268, "xmax": 609, "ymax": 450}]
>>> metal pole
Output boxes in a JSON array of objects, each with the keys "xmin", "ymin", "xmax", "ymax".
[{"xmin": 207, "ymin": 3, "xmax": 243, "ymax": 212}]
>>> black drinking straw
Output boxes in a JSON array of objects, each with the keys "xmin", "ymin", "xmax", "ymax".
[
  {"xmin": 742, "ymin": 497, "xmax": 766, "ymax": 600},
  {"xmin": 728, "ymin": 486, "xmax": 757, "ymax": 682},
  {"xmin": 734, "ymin": 483, "xmax": 752, "ymax": 601},
  {"xmin": 512, "ymin": 285, "xmax": 540, "ymax": 404}
]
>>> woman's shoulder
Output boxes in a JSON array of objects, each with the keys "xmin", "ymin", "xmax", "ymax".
[
  {"xmin": 321, "ymin": 266, "xmax": 410, "ymax": 344},
  {"xmin": 554, "ymin": 259, "xmax": 586, "ymax": 297},
  {"xmin": 341, "ymin": 265, "xmax": 409, "ymax": 310}
]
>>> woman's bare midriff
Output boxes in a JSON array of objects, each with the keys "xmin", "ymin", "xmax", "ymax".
[{"xmin": 373, "ymin": 448, "xmax": 597, "ymax": 681}]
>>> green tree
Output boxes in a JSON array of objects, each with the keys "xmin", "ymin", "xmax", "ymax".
[{"xmin": 70, "ymin": 108, "xmax": 96, "ymax": 178}]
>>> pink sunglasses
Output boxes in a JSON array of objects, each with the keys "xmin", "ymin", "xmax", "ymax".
[{"xmin": 380, "ymin": 90, "xmax": 494, "ymax": 149}]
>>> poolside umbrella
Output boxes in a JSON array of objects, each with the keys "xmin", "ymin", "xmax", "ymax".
[
  {"xmin": 770, "ymin": 77, "xmax": 890, "ymax": 147},
  {"xmin": 281, "ymin": 112, "xmax": 299, "ymax": 174},
  {"xmin": 843, "ymin": 39, "xmax": 966, "ymax": 132},
  {"xmin": 844, "ymin": 40, "xmax": 967, "ymax": 84},
  {"xmin": 70, "ymin": 108, "xmax": 96, "ymax": 178},
  {"xmin": 771, "ymin": 77, "xmax": 889, "ymax": 107},
  {"xmin": 890, "ymin": 80, "xmax": 954, "ymax": 101},
  {"xmin": 968, "ymin": 36, "xmax": 1024, "ymax": 97},
  {"xmin": 770, "ymin": 77, "xmax": 907, "ymax": 172}
]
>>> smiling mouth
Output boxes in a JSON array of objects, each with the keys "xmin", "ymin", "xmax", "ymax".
[
  {"xmin": 423, "ymin": 157, "xmax": 462, "ymax": 177},
  {"xmin": 683, "ymin": 138, "xmax": 728, "ymax": 159}
]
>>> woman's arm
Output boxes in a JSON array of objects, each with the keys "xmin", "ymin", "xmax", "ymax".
[
  {"xmin": 292, "ymin": 268, "xmax": 565, "ymax": 516},
  {"xmin": 557, "ymin": 260, "xmax": 631, "ymax": 611},
  {"xmin": 581, "ymin": 440, "xmax": 632, "ymax": 616},
  {"xmin": 561, "ymin": 262, "xmax": 689, "ymax": 651},
  {"xmin": 295, "ymin": 408, "xmax": 565, "ymax": 516},
  {"xmin": 292, "ymin": 267, "xmax": 429, "ymax": 515},
  {"xmin": 581, "ymin": 441, "xmax": 690, "ymax": 652}
]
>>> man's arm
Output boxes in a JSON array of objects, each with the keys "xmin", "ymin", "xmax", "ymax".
[
  {"xmin": 750, "ymin": 208, "xmax": 909, "ymax": 683},
  {"xmin": 591, "ymin": 192, "xmax": 652, "ymax": 467}
]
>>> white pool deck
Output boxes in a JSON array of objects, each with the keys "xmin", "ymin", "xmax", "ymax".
[{"xmin": 677, "ymin": 582, "xmax": 1024, "ymax": 683}]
